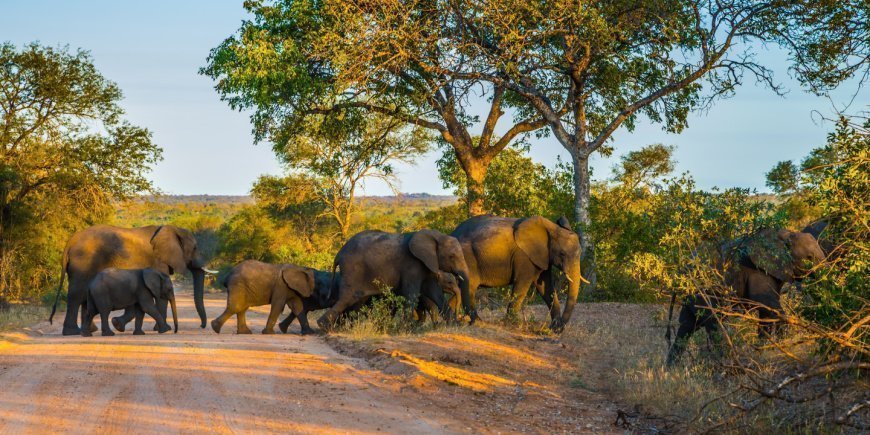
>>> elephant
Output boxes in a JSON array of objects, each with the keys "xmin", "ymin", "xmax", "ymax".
[
  {"xmin": 317, "ymin": 229, "xmax": 472, "ymax": 330},
  {"xmin": 415, "ymin": 272, "xmax": 462, "ymax": 323},
  {"xmin": 450, "ymin": 215, "xmax": 585, "ymax": 331},
  {"xmin": 666, "ymin": 228, "xmax": 826, "ymax": 366},
  {"xmin": 211, "ymin": 260, "xmax": 319, "ymax": 335},
  {"xmin": 82, "ymin": 268, "xmax": 178, "ymax": 337},
  {"xmin": 49, "ymin": 224, "xmax": 215, "ymax": 336},
  {"xmin": 277, "ymin": 270, "xmax": 340, "ymax": 334}
]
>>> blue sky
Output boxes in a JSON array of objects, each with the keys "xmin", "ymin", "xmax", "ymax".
[{"xmin": 2, "ymin": 0, "xmax": 866, "ymax": 196}]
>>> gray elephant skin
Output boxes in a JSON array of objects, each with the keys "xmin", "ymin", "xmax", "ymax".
[
  {"xmin": 211, "ymin": 260, "xmax": 321, "ymax": 334},
  {"xmin": 277, "ymin": 269, "xmax": 340, "ymax": 334},
  {"xmin": 450, "ymin": 215, "xmax": 585, "ymax": 332},
  {"xmin": 82, "ymin": 268, "xmax": 178, "ymax": 337},
  {"xmin": 317, "ymin": 229, "xmax": 472, "ymax": 329},
  {"xmin": 666, "ymin": 228, "xmax": 826, "ymax": 365},
  {"xmin": 49, "ymin": 224, "xmax": 212, "ymax": 336}
]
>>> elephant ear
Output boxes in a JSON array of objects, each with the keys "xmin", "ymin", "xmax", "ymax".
[
  {"xmin": 150, "ymin": 226, "xmax": 187, "ymax": 275},
  {"xmin": 746, "ymin": 229, "xmax": 794, "ymax": 283},
  {"xmin": 515, "ymin": 216, "xmax": 550, "ymax": 270},
  {"xmin": 555, "ymin": 216, "xmax": 572, "ymax": 231},
  {"xmin": 409, "ymin": 230, "xmax": 440, "ymax": 275},
  {"xmin": 281, "ymin": 267, "xmax": 316, "ymax": 298},
  {"xmin": 142, "ymin": 268, "xmax": 163, "ymax": 299}
]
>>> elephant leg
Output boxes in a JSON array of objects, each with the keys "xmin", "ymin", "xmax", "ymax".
[
  {"xmin": 535, "ymin": 269, "xmax": 564, "ymax": 332},
  {"xmin": 99, "ymin": 308, "xmax": 115, "ymax": 337},
  {"xmin": 152, "ymin": 297, "xmax": 168, "ymax": 331},
  {"xmin": 318, "ymin": 284, "xmax": 372, "ymax": 330},
  {"xmin": 422, "ymin": 289, "xmax": 448, "ymax": 325},
  {"xmin": 80, "ymin": 304, "xmax": 98, "ymax": 337},
  {"xmin": 62, "ymin": 280, "xmax": 87, "ymax": 336},
  {"xmin": 287, "ymin": 298, "xmax": 313, "ymax": 335},
  {"xmin": 237, "ymin": 310, "xmax": 252, "ymax": 334},
  {"xmin": 133, "ymin": 305, "xmax": 146, "ymax": 335},
  {"xmin": 82, "ymin": 300, "xmax": 98, "ymax": 333},
  {"xmin": 262, "ymin": 293, "xmax": 286, "ymax": 335},
  {"xmin": 138, "ymin": 294, "xmax": 170, "ymax": 334},
  {"xmin": 666, "ymin": 297, "xmax": 705, "ymax": 366},
  {"xmin": 112, "ymin": 307, "xmax": 136, "ymax": 332},
  {"xmin": 278, "ymin": 304, "xmax": 297, "ymax": 334},
  {"xmin": 746, "ymin": 273, "xmax": 784, "ymax": 339},
  {"xmin": 211, "ymin": 305, "xmax": 239, "ymax": 334},
  {"xmin": 505, "ymin": 273, "xmax": 537, "ymax": 323}
]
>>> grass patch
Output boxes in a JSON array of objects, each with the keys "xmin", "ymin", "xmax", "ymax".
[
  {"xmin": 335, "ymin": 292, "xmax": 431, "ymax": 340},
  {"xmin": 0, "ymin": 304, "xmax": 49, "ymax": 332}
]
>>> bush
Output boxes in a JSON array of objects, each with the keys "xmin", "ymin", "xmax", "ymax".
[{"xmin": 336, "ymin": 291, "xmax": 423, "ymax": 339}]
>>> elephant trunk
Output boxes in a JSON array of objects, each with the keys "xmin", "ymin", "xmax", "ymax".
[
  {"xmin": 192, "ymin": 268, "xmax": 207, "ymax": 328},
  {"xmin": 169, "ymin": 294, "xmax": 178, "ymax": 333},
  {"xmin": 560, "ymin": 261, "xmax": 583, "ymax": 329},
  {"xmin": 456, "ymin": 270, "xmax": 476, "ymax": 324}
]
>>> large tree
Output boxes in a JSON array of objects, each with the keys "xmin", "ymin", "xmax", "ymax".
[
  {"xmin": 202, "ymin": 0, "xmax": 548, "ymax": 215},
  {"xmin": 433, "ymin": 0, "xmax": 867, "ymax": 260},
  {"xmin": 0, "ymin": 42, "xmax": 162, "ymax": 299}
]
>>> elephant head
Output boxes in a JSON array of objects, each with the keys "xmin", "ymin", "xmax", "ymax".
[
  {"xmin": 743, "ymin": 228, "xmax": 826, "ymax": 284},
  {"xmin": 150, "ymin": 225, "xmax": 210, "ymax": 328},
  {"xmin": 280, "ymin": 266, "xmax": 316, "ymax": 298},
  {"xmin": 142, "ymin": 268, "xmax": 178, "ymax": 333},
  {"xmin": 409, "ymin": 230, "xmax": 473, "ymax": 322},
  {"xmin": 515, "ymin": 216, "xmax": 585, "ymax": 328}
]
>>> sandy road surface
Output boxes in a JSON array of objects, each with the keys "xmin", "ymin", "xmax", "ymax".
[{"xmin": 0, "ymin": 292, "xmax": 460, "ymax": 434}]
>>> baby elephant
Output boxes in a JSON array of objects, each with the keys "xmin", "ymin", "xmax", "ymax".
[
  {"xmin": 277, "ymin": 270, "xmax": 338, "ymax": 334},
  {"xmin": 211, "ymin": 260, "xmax": 318, "ymax": 334},
  {"xmin": 83, "ymin": 268, "xmax": 178, "ymax": 337}
]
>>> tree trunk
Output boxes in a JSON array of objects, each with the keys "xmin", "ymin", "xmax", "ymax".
[
  {"xmin": 571, "ymin": 151, "xmax": 597, "ymax": 294},
  {"xmin": 455, "ymin": 151, "xmax": 490, "ymax": 217},
  {"xmin": 466, "ymin": 168, "xmax": 486, "ymax": 217}
]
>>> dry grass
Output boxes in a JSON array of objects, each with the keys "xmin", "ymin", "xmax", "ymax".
[
  {"xmin": 0, "ymin": 304, "xmax": 49, "ymax": 332},
  {"xmin": 557, "ymin": 303, "xmax": 735, "ymax": 427}
]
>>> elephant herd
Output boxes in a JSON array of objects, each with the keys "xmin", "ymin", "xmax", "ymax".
[
  {"xmin": 48, "ymin": 213, "xmax": 830, "ymax": 368},
  {"xmin": 50, "ymin": 215, "xmax": 586, "ymax": 337}
]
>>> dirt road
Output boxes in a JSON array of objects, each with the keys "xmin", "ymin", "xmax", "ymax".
[{"xmin": 0, "ymin": 292, "xmax": 461, "ymax": 434}]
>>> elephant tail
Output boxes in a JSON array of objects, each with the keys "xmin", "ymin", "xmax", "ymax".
[
  {"xmin": 665, "ymin": 290, "xmax": 677, "ymax": 346},
  {"xmin": 48, "ymin": 247, "xmax": 70, "ymax": 324}
]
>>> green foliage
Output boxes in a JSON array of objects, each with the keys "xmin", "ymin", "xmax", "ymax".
[
  {"xmin": 629, "ymin": 177, "xmax": 786, "ymax": 297},
  {"xmin": 437, "ymin": 146, "xmax": 574, "ymax": 219},
  {"xmin": 0, "ymin": 42, "xmax": 161, "ymax": 301},
  {"xmin": 765, "ymin": 161, "xmax": 800, "ymax": 195},
  {"xmin": 796, "ymin": 117, "xmax": 868, "ymax": 330},
  {"xmin": 215, "ymin": 207, "xmax": 279, "ymax": 265},
  {"xmin": 338, "ymin": 290, "xmax": 421, "ymax": 338}
]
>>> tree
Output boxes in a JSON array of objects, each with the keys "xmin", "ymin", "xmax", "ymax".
[
  {"xmin": 423, "ymin": 0, "xmax": 867, "ymax": 262},
  {"xmin": 201, "ymin": 0, "xmax": 549, "ymax": 215},
  {"xmin": 0, "ymin": 42, "xmax": 162, "ymax": 299},
  {"xmin": 251, "ymin": 173, "xmax": 326, "ymax": 245},
  {"xmin": 271, "ymin": 112, "xmax": 429, "ymax": 238},
  {"xmin": 765, "ymin": 160, "xmax": 801, "ymax": 194}
]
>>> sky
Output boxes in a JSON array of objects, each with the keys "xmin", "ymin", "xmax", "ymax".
[{"xmin": 2, "ymin": 0, "xmax": 866, "ymax": 196}]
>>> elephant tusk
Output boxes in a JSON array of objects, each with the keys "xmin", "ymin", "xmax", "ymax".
[
  {"xmin": 579, "ymin": 275, "xmax": 591, "ymax": 285},
  {"xmin": 455, "ymin": 273, "xmax": 465, "ymax": 282},
  {"xmin": 201, "ymin": 268, "xmax": 219, "ymax": 274}
]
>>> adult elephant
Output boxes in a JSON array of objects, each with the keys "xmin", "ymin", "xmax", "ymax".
[
  {"xmin": 451, "ymin": 215, "xmax": 586, "ymax": 332},
  {"xmin": 49, "ymin": 224, "xmax": 215, "ymax": 336},
  {"xmin": 666, "ymin": 228, "xmax": 826, "ymax": 365},
  {"xmin": 317, "ymin": 229, "xmax": 472, "ymax": 329}
]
